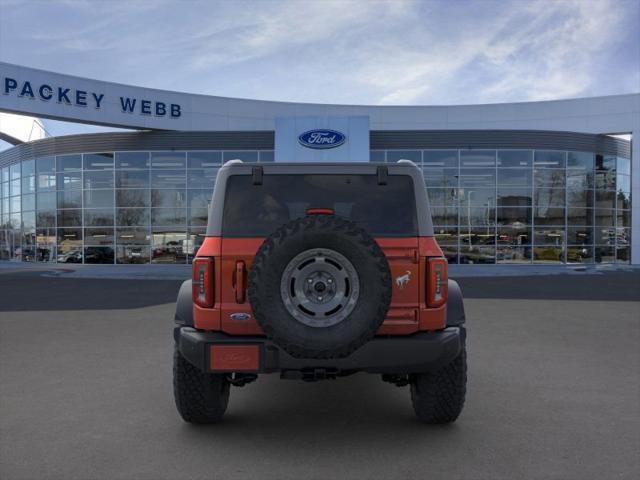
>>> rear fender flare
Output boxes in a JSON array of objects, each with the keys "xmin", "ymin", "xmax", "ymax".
[
  {"xmin": 446, "ymin": 279, "xmax": 465, "ymax": 326},
  {"xmin": 174, "ymin": 280, "xmax": 193, "ymax": 327}
]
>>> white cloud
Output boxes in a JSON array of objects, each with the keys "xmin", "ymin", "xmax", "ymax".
[
  {"xmin": 354, "ymin": 0, "xmax": 630, "ymax": 104},
  {"xmin": 0, "ymin": 0, "xmax": 636, "ymax": 106}
]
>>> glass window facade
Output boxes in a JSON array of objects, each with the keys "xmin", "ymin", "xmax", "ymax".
[
  {"xmin": 375, "ymin": 149, "xmax": 632, "ymax": 265},
  {"xmin": 0, "ymin": 148, "xmax": 632, "ymax": 265},
  {"xmin": 0, "ymin": 151, "xmax": 272, "ymax": 263}
]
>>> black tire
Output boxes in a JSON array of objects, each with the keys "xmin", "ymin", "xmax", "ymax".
[
  {"xmin": 249, "ymin": 214, "xmax": 391, "ymax": 359},
  {"xmin": 173, "ymin": 343, "xmax": 230, "ymax": 424},
  {"xmin": 410, "ymin": 343, "xmax": 467, "ymax": 424}
]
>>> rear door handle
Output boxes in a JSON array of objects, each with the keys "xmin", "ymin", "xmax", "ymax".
[{"xmin": 235, "ymin": 260, "xmax": 246, "ymax": 303}]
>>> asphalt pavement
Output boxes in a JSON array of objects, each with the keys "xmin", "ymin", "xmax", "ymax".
[{"xmin": 1, "ymin": 271, "xmax": 639, "ymax": 480}]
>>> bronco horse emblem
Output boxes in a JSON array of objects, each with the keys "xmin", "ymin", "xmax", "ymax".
[{"xmin": 395, "ymin": 270, "xmax": 412, "ymax": 289}]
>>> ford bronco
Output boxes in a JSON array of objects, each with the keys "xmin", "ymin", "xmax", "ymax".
[{"xmin": 173, "ymin": 160, "xmax": 467, "ymax": 424}]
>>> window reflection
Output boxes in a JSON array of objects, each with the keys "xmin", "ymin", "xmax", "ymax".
[
  {"xmin": 151, "ymin": 208, "xmax": 186, "ymax": 227},
  {"xmin": 187, "ymin": 151, "xmax": 222, "ymax": 168},
  {"xmin": 498, "ymin": 150, "xmax": 532, "ymax": 168},
  {"xmin": 460, "ymin": 151, "xmax": 495, "ymax": 167},
  {"xmin": 387, "ymin": 151, "xmax": 420, "ymax": 163},
  {"xmin": 222, "ymin": 151, "xmax": 258, "ymax": 163},
  {"xmin": 117, "ymin": 245, "xmax": 150, "ymax": 264},
  {"xmin": 57, "ymin": 171, "xmax": 82, "ymax": 190},
  {"xmin": 150, "ymin": 152, "xmax": 186, "ymax": 169},
  {"xmin": 36, "ymin": 157, "xmax": 55, "ymax": 174},
  {"xmin": 1, "ymin": 147, "xmax": 632, "ymax": 266},
  {"xmin": 151, "ymin": 170, "xmax": 186, "ymax": 189},
  {"xmin": 116, "ymin": 152, "xmax": 149, "ymax": 169},
  {"xmin": 187, "ymin": 228, "xmax": 207, "ymax": 261},
  {"xmin": 117, "ymin": 189, "xmax": 150, "ymax": 208},
  {"xmin": 458, "ymin": 169, "xmax": 495, "ymax": 187},
  {"xmin": 84, "ymin": 190, "xmax": 114, "ymax": 209},
  {"xmin": 152, "ymin": 229, "xmax": 187, "ymax": 263},
  {"xmin": 117, "ymin": 228, "xmax": 150, "ymax": 245},
  {"xmin": 85, "ymin": 227, "xmax": 114, "ymax": 245},
  {"xmin": 151, "ymin": 189, "xmax": 186, "ymax": 208},
  {"xmin": 84, "ymin": 209, "xmax": 114, "ymax": 226},
  {"xmin": 84, "ymin": 246, "xmax": 114, "ymax": 264},
  {"xmin": 117, "ymin": 208, "xmax": 149, "ymax": 226},
  {"xmin": 534, "ymin": 151, "xmax": 565, "ymax": 168},
  {"xmin": 567, "ymin": 152, "xmax": 594, "ymax": 169},
  {"xmin": 116, "ymin": 170, "xmax": 149, "ymax": 188},
  {"xmin": 533, "ymin": 247, "xmax": 563, "ymax": 263},
  {"xmin": 423, "ymin": 151, "xmax": 457, "ymax": 168},
  {"xmin": 423, "ymin": 168, "xmax": 458, "ymax": 188},
  {"xmin": 22, "ymin": 175, "xmax": 36, "ymax": 193},
  {"xmin": 57, "ymin": 190, "xmax": 82, "ymax": 209},
  {"xmin": 84, "ymin": 170, "xmax": 114, "ymax": 189},
  {"xmin": 498, "ymin": 169, "xmax": 531, "ymax": 186},
  {"xmin": 433, "ymin": 227, "xmax": 458, "ymax": 245},
  {"xmin": 460, "ymin": 246, "xmax": 496, "ymax": 264},
  {"xmin": 497, "ymin": 246, "xmax": 532, "ymax": 264},
  {"xmin": 58, "ymin": 209, "xmax": 82, "ymax": 227},
  {"xmin": 567, "ymin": 228, "xmax": 593, "ymax": 245},
  {"xmin": 497, "ymin": 225, "xmax": 531, "ymax": 245},
  {"xmin": 83, "ymin": 153, "xmax": 114, "ymax": 170},
  {"xmin": 57, "ymin": 228, "xmax": 83, "ymax": 263},
  {"xmin": 57, "ymin": 155, "xmax": 82, "ymax": 171}
]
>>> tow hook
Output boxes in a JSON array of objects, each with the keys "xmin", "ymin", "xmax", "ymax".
[{"xmin": 226, "ymin": 373, "xmax": 258, "ymax": 387}]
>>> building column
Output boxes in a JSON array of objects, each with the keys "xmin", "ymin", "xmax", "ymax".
[{"xmin": 632, "ymin": 129, "xmax": 639, "ymax": 265}]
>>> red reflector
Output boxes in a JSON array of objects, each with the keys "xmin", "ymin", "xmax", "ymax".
[
  {"xmin": 210, "ymin": 345, "xmax": 260, "ymax": 371},
  {"xmin": 192, "ymin": 257, "xmax": 214, "ymax": 308},
  {"xmin": 306, "ymin": 208, "xmax": 335, "ymax": 215},
  {"xmin": 427, "ymin": 257, "xmax": 448, "ymax": 308}
]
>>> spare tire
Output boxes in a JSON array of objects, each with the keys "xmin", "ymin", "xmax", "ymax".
[{"xmin": 248, "ymin": 214, "xmax": 391, "ymax": 359}]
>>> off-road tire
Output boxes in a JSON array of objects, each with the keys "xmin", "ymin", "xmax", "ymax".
[
  {"xmin": 249, "ymin": 214, "xmax": 392, "ymax": 359},
  {"xmin": 173, "ymin": 343, "xmax": 230, "ymax": 424},
  {"xmin": 410, "ymin": 342, "xmax": 467, "ymax": 424}
]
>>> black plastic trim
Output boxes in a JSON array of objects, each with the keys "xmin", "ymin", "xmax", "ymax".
[
  {"xmin": 446, "ymin": 279, "xmax": 466, "ymax": 326},
  {"xmin": 175, "ymin": 326, "xmax": 464, "ymax": 375},
  {"xmin": 174, "ymin": 280, "xmax": 194, "ymax": 327}
]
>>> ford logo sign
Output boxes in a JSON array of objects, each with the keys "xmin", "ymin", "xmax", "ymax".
[{"xmin": 298, "ymin": 129, "xmax": 346, "ymax": 149}]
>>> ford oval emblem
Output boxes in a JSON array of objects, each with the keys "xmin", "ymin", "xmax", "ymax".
[
  {"xmin": 230, "ymin": 312, "xmax": 251, "ymax": 321},
  {"xmin": 298, "ymin": 129, "xmax": 346, "ymax": 149}
]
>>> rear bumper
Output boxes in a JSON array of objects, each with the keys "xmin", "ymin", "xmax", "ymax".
[{"xmin": 174, "ymin": 326, "xmax": 464, "ymax": 375}]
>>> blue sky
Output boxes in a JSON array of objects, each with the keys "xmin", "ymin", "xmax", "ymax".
[{"xmin": 0, "ymin": 0, "xmax": 638, "ymax": 141}]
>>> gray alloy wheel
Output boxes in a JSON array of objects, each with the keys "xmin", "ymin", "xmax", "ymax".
[{"xmin": 280, "ymin": 248, "xmax": 360, "ymax": 328}]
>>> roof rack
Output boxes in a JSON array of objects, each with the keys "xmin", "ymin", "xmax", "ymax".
[
  {"xmin": 397, "ymin": 159, "xmax": 417, "ymax": 167},
  {"xmin": 223, "ymin": 159, "xmax": 243, "ymax": 166}
]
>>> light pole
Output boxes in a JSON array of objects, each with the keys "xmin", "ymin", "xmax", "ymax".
[{"xmin": 467, "ymin": 190, "xmax": 474, "ymax": 249}]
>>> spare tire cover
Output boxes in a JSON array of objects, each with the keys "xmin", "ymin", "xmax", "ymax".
[{"xmin": 248, "ymin": 214, "xmax": 391, "ymax": 359}]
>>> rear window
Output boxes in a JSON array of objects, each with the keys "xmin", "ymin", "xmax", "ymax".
[{"xmin": 222, "ymin": 174, "xmax": 417, "ymax": 237}]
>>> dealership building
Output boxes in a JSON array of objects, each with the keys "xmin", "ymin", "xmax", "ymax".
[{"xmin": 0, "ymin": 62, "xmax": 638, "ymax": 266}]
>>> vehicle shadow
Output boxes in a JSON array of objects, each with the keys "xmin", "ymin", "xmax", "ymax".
[
  {"xmin": 171, "ymin": 373, "xmax": 464, "ymax": 457},
  {"xmin": 0, "ymin": 274, "xmax": 183, "ymax": 311},
  {"xmin": 455, "ymin": 272, "xmax": 640, "ymax": 302}
]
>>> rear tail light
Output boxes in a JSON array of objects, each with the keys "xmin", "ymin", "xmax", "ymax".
[
  {"xmin": 192, "ymin": 257, "xmax": 214, "ymax": 308},
  {"xmin": 427, "ymin": 257, "xmax": 448, "ymax": 308}
]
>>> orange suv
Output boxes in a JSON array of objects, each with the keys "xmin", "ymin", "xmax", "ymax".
[{"xmin": 173, "ymin": 160, "xmax": 467, "ymax": 423}]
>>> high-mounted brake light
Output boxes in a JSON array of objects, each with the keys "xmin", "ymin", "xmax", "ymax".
[
  {"xmin": 192, "ymin": 257, "xmax": 214, "ymax": 308},
  {"xmin": 427, "ymin": 257, "xmax": 448, "ymax": 308},
  {"xmin": 306, "ymin": 208, "xmax": 335, "ymax": 215}
]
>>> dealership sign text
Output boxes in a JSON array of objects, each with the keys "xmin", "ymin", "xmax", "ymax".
[{"xmin": 2, "ymin": 76, "xmax": 182, "ymax": 118}]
